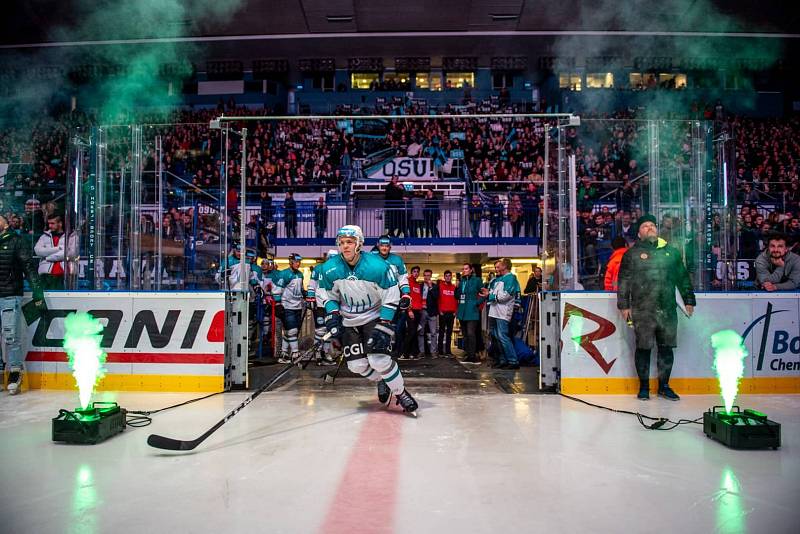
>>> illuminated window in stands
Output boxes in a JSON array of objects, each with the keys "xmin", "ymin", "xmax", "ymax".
[
  {"xmin": 559, "ymin": 73, "xmax": 582, "ymax": 91},
  {"xmin": 659, "ymin": 73, "xmax": 687, "ymax": 89},
  {"xmin": 586, "ymin": 73, "xmax": 614, "ymax": 88},
  {"xmin": 445, "ymin": 72, "xmax": 475, "ymax": 89},
  {"xmin": 416, "ymin": 72, "xmax": 442, "ymax": 91},
  {"xmin": 351, "ymin": 73, "xmax": 379, "ymax": 89},
  {"xmin": 383, "ymin": 72, "xmax": 410, "ymax": 87}
]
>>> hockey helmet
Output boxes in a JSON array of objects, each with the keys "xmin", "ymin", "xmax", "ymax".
[{"xmin": 336, "ymin": 225, "xmax": 364, "ymax": 251}]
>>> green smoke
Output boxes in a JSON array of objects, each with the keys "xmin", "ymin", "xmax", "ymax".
[
  {"xmin": 63, "ymin": 312, "xmax": 107, "ymax": 410},
  {"xmin": 0, "ymin": 0, "xmax": 246, "ymax": 125},
  {"xmin": 711, "ymin": 330, "xmax": 747, "ymax": 414}
]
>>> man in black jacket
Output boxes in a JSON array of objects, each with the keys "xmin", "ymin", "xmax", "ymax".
[
  {"xmin": 418, "ymin": 269, "xmax": 440, "ymax": 357},
  {"xmin": 0, "ymin": 214, "xmax": 45, "ymax": 395},
  {"xmin": 617, "ymin": 214, "xmax": 696, "ymax": 401}
]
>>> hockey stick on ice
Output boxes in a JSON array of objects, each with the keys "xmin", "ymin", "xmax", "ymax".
[
  {"xmin": 147, "ymin": 332, "xmax": 331, "ymax": 451},
  {"xmin": 323, "ymin": 350, "xmax": 346, "ymax": 384}
]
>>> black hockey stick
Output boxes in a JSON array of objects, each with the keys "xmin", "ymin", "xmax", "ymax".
[
  {"xmin": 147, "ymin": 332, "xmax": 331, "ymax": 451},
  {"xmin": 323, "ymin": 351, "xmax": 346, "ymax": 384}
]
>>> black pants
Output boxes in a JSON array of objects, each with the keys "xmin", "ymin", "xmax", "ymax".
[
  {"xmin": 635, "ymin": 346, "xmax": 675, "ymax": 386},
  {"xmin": 403, "ymin": 311, "xmax": 421, "ymax": 356},
  {"xmin": 438, "ymin": 312, "xmax": 455, "ymax": 354},
  {"xmin": 460, "ymin": 319, "xmax": 479, "ymax": 361}
]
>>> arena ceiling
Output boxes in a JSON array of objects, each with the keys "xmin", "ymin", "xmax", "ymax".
[
  {"xmin": 1, "ymin": 1, "xmax": 797, "ymax": 71},
  {"xmin": 3, "ymin": 0, "xmax": 797, "ymax": 46}
]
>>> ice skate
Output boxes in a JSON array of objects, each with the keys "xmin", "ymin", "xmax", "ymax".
[
  {"xmin": 377, "ymin": 379, "xmax": 392, "ymax": 406},
  {"xmin": 395, "ymin": 388, "xmax": 418, "ymax": 417},
  {"xmin": 277, "ymin": 352, "xmax": 291, "ymax": 364}
]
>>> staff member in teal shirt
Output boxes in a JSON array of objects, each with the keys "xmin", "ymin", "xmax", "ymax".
[{"xmin": 455, "ymin": 263, "xmax": 484, "ymax": 364}]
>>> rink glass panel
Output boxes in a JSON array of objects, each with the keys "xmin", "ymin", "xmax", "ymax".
[{"xmin": 67, "ymin": 124, "xmax": 226, "ymax": 290}]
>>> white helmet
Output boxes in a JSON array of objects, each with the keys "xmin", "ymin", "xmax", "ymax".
[{"xmin": 336, "ymin": 225, "xmax": 364, "ymax": 251}]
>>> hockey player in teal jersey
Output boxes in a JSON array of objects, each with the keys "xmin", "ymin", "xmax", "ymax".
[
  {"xmin": 272, "ymin": 253, "xmax": 306, "ymax": 363},
  {"xmin": 372, "ymin": 234, "xmax": 411, "ymax": 303},
  {"xmin": 372, "ymin": 235, "xmax": 414, "ymax": 359},
  {"xmin": 308, "ymin": 250, "xmax": 338, "ymax": 366},
  {"xmin": 318, "ymin": 225, "xmax": 418, "ymax": 415}
]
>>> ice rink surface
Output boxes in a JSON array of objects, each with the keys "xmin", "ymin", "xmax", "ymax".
[{"xmin": 1, "ymin": 381, "xmax": 798, "ymax": 534}]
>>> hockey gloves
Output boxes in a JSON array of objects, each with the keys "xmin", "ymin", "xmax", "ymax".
[
  {"xmin": 274, "ymin": 303, "xmax": 285, "ymax": 322},
  {"xmin": 398, "ymin": 294, "xmax": 412, "ymax": 311},
  {"xmin": 366, "ymin": 321, "xmax": 395, "ymax": 354},
  {"xmin": 325, "ymin": 312, "xmax": 343, "ymax": 345}
]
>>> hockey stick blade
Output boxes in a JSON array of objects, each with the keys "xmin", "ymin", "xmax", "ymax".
[
  {"xmin": 147, "ymin": 433, "xmax": 200, "ymax": 451},
  {"xmin": 147, "ymin": 332, "xmax": 332, "ymax": 451}
]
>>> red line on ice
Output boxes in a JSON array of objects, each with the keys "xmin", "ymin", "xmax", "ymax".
[{"xmin": 321, "ymin": 411, "xmax": 403, "ymax": 534}]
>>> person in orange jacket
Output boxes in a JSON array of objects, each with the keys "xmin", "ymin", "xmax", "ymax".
[{"xmin": 604, "ymin": 236, "xmax": 630, "ymax": 291}]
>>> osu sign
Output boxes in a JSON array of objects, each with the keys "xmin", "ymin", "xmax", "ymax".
[{"xmin": 368, "ymin": 157, "xmax": 437, "ymax": 180}]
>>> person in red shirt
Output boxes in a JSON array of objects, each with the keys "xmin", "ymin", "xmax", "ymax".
[
  {"xmin": 604, "ymin": 236, "xmax": 630, "ymax": 291},
  {"xmin": 401, "ymin": 266, "xmax": 423, "ymax": 359},
  {"xmin": 437, "ymin": 270, "xmax": 457, "ymax": 356}
]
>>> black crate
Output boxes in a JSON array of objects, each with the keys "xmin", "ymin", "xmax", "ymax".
[
  {"xmin": 52, "ymin": 402, "xmax": 126, "ymax": 445},
  {"xmin": 703, "ymin": 406, "xmax": 781, "ymax": 450}
]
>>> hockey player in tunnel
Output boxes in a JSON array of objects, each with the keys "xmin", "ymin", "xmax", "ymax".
[
  {"xmin": 371, "ymin": 235, "xmax": 412, "ymax": 357},
  {"xmin": 272, "ymin": 253, "xmax": 306, "ymax": 364},
  {"xmin": 617, "ymin": 214, "xmax": 696, "ymax": 401},
  {"xmin": 216, "ymin": 244, "xmax": 262, "ymax": 360},
  {"xmin": 256, "ymin": 258, "xmax": 279, "ymax": 360},
  {"xmin": 307, "ymin": 250, "xmax": 338, "ymax": 366},
  {"xmin": 318, "ymin": 225, "xmax": 418, "ymax": 415}
]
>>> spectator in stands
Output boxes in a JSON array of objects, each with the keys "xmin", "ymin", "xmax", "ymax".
[
  {"xmin": 384, "ymin": 175, "xmax": 404, "ymax": 237},
  {"xmin": 423, "ymin": 190, "xmax": 440, "ymax": 238},
  {"xmin": 456, "ymin": 263, "xmax": 483, "ymax": 364},
  {"xmin": 410, "ymin": 192, "xmax": 424, "ymax": 238},
  {"xmin": 489, "ymin": 196, "xmax": 504, "ymax": 238},
  {"xmin": 437, "ymin": 270, "xmax": 457, "ymax": 356},
  {"xmin": 468, "ymin": 196, "xmax": 483, "ymax": 238},
  {"xmin": 418, "ymin": 269, "xmax": 439, "ymax": 357},
  {"xmin": 524, "ymin": 266, "xmax": 543, "ymax": 294},
  {"xmin": 284, "ymin": 191, "xmax": 297, "ymax": 239},
  {"xmin": 604, "ymin": 237, "xmax": 630, "ymax": 291},
  {"xmin": 755, "ymin": 234, "xmax": 800, "ymax": 291},
  {"xmin": 508, "ymin": 194, "xmax": 523, "ymax": 238},
  {"xmin": 577, "ymin": 177, "xmax": 597, "ymax": 212},
  {"xmin": 522, "ymin": 183, "xmax": 540, "ymax": 238},
  {"xmin": 34, "ymin": 214, "xmax": 74, "ymax": 290},
  {"xmin": 314, "ymin": 197, "xmax": 328, "ymax": 239},
  {"xmin": 24, "ymin": 198, "xmax": 44, "ymax": 237},
  {"xmin": 615, "ymin": 211, "xmax": 636, "ymax": 242}
]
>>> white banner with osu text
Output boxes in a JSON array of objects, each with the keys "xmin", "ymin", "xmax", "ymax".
[{"xmin": 560, "ymin": 292, "xmax": 800, "ymax": 380}]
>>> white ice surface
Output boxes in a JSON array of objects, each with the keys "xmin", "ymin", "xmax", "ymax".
[{"xmin": 0, "ymin": 387, "xmax": 797, "ymax": 534}]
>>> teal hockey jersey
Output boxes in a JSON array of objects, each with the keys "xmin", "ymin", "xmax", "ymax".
[{"xmin": 318, "ymin": 252, "xmax": 400, "ymax": 326}]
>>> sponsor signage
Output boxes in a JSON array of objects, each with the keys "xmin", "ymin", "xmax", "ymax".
[
  {"xmin": 24, "ymin": 292, "xmax": 225, "ymax": 369},
  {"xmin": 560, "ymin": 293, "xmax": 800, "ymax": 380}
]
